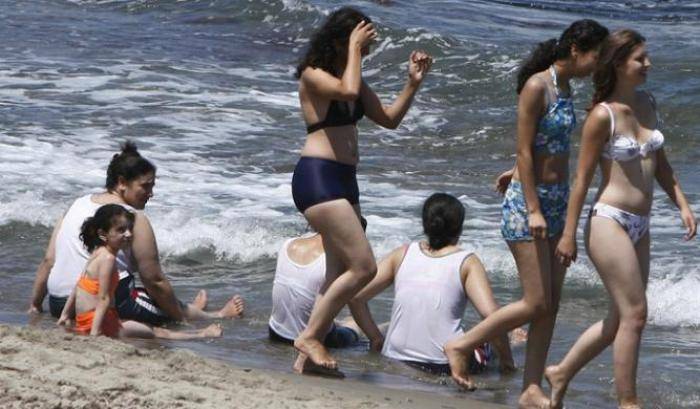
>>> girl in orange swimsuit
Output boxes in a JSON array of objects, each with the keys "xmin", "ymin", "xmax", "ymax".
[{"xmin": 58, "ymin": 204, "xmax": 223, "ymax": 340}]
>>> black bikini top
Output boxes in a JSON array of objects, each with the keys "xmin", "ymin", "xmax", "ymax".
[{"xmin": 306, "ymin": 98, "xmax": 365, "ymax": 133}]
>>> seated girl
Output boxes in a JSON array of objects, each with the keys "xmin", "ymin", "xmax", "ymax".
[
  {"xmin": 58, "ymin": 204, "xmax": 222, "ymax": 340},
  {"xmin": 349, "ymin": 193, "xmax": 523, "ymax": 380}
]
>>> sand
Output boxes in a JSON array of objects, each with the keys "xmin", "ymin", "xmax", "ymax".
[{"xmin": 0, "ymin": 324, "xmax": 506, "ymax": 409}]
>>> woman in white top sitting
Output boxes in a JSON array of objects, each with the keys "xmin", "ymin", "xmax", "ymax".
[
  {"xmin": 349, "ymin": 193, "xmax": 518, "ymax": 379},
  {"xmin": 268, "ymin": 218, "xmax": 369, "ymax": 350}
]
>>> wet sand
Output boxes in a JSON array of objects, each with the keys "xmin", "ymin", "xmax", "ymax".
[{"xmin": 0, "ymin": 324, "xmax": 506, "ymax": 409}]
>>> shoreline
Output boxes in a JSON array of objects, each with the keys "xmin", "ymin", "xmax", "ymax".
[{"xmin": 0, "ymin": 324, "xmax": 507, "ymax": 409}]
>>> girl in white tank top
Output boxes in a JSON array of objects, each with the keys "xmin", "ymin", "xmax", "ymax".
[{"xmin": 349, "ymin": 193, "xmax": 516, "ymax": 376}]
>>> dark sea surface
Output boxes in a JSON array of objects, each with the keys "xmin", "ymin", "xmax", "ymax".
[{"xmin": 1, "ymin": 1, "xmax": 698, "ymax": 407}]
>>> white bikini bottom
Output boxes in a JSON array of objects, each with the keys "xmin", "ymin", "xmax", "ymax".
[{"xmin": 590, "ymin": 202, "xmax": 650, "ymax": 244}]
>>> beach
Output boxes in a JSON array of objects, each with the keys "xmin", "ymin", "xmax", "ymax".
[
  {"xmin": 0, "ymin": 324, "xmax": 505, "ymax": 409},
  {"xmin": 1, "ymin": 0, "xmax": 699, "ymax": 408}
]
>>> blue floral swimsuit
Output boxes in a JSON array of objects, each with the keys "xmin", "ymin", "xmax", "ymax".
[{"xmin": 501, "ymin": 66, "xmax": 574, "ymax": 241}]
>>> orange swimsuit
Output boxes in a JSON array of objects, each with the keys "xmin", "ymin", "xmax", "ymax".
[{"xmin": 75, "ymin": 270, "xmax": 122, "ymax": 337}]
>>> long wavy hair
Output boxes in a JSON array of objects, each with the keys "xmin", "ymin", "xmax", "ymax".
[
  {"xmin": 294, "ymin": 7, "xmax": 371, "ymax": 79},
  {"xmin": 590, "ymin": 29, "xmax": 647, "ymax": 107},
  {"xmin": 516, "ymin": 19, "xmax": 609, "ymax": 94}
]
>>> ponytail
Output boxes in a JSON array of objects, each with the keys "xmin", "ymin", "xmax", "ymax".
[
  {"xmin": 80, "ymin": 204, "xmax": 134, "ymax": 253},
  {"xmin": 517, "ymin": 19, "xmax": 609, "ymax": 94}
]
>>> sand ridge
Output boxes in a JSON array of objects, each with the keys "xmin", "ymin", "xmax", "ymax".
[{"xmin": 0, "ymin": 325, "xmax": 505, "ymax": 408}]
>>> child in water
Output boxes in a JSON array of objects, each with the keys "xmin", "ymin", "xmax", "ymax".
[{"xmin": 58, "ymin": 204, "xmax": 222, "ymax": 340}]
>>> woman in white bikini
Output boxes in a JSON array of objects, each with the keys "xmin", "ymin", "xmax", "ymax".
[{"xmin": 545, "ymin": 29, "xmax": 697, "ymax": 409}]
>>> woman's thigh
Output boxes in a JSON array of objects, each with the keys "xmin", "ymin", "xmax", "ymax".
[
  {"xmin": 304, "ymin": 199, "xmax": 373, "ymax": 273},
  {"xmin": 586, "ymin": 217, "xmax": 646, "ymax": 312},
  {"xmin": 507, "ymin": 239, "xmax": 552, "ymax": 305}
]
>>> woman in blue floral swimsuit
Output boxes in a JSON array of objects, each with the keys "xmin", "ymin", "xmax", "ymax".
[{"xmin": 445, "ymin": 20, "xmax": 608, "ymax": 408}]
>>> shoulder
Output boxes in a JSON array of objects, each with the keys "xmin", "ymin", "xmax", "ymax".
[
  {"xmin": 461, "ymin": 252, "xmax": 482, "ymax": 269},
  {"xmin": 518, "ymin": 75, "xmax": 547, "ymax": 108},
  {"xmin": 300, "ymin": 66, "xmax": 334, "ymax": 84},
  {"xmin": 587, "ymin": 103, "xmax": 613, "ymax": 123}
]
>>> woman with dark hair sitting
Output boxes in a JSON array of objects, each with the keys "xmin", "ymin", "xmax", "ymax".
[
  {"xmin": 349, "ymin": 193, "xmax": 520, "ymax": 377},
  {"xmin": 28, "ymin": 142, "xmax": 244, "ymax": 324},
  {"xmin": 290, "ymin": 7, "xmax": 433, "ymax": 372}
]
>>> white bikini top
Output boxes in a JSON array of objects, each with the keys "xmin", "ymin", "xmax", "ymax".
[{"xmin": 599, "ymin": 99, "xmax": 664, "ymax": 162}]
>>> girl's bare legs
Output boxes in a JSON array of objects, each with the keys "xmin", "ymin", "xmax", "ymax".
[
  {"xmin": 183, "ymin": 295, "xmax": 245, "ymax": 320},
  {"xmin": 445, "ymin": 239, "xmax": 553, "ymax": 405},
  {"xmin": 545, "ymin": 218, "xmax": 650, "ymax": 409},
  {"xmin": 294, "ymin": 200, "xmax": 376, "ymax": 369},
  {"xmin": 120, "ymin": 320, "xmax": 223, "ymax": 339}
]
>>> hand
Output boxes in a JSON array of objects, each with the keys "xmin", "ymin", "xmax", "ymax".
[
  {"xmin": 369, "ymin": 335, "xmax": 384, "ymax": 352},
  {"xmin": 555, "ymin": 234, "xmax": 577, "ymax": 267},
  {"xmin": 349, "ymin": 20, "xmax": 377, "ymax": 50},
  {"xmin": 494, "ymin": 168, "xmax": 514, "ymax": 195},
  {"xmin": 57, "ymin": 315, "xmax": 72, "ymax": 327},
  {"xmin": 681, "ymin": 207, "xmax": 697, "ymax": 241},
  {"xmin": 27, "ymin": 304, "xmax": 42, "ymax": 314},
  {"xmin": 528, "ymin": 211, "xmax": 548, "ymax": 240},
  {"xmin": 509, "ymin": 327, "xmax": 528, "ymax": 345},
  {"xmin": 408, "ymin": 50, "xmax": 433, "ymax": 85}
]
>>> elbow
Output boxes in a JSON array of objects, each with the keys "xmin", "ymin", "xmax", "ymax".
[{"xmin": 338, "ymin": 88, "xmax": 360, "ymax": 101}]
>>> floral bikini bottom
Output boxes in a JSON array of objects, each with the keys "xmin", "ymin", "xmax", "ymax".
[{"xmin": 501, "ymin": 180, "xmax": 569, "ymax": 241}]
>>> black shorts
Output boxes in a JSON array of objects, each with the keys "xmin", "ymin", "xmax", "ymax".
[
  {"xmin": 268, "ymin": 324, "xmax": 359, "ymax": 349},
  {"xmin": 48, "ymin": 295, "xmax": 68, "ymax": 318},
  {"xmin": 114, "ymin": 274, "xmax": 184, "ymax": 326}
]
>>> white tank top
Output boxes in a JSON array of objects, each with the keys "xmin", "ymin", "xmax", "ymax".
[
  {"xmin": 47, "ymin": 194, "xmax": 135, "ymax": 297},
  {"xmin": 382, "ymin": 242, "xmax": 472, "ymax": 364},
  {"xmin": 268, "ymin": 236, "xmax": 326, "ymax": 340}
]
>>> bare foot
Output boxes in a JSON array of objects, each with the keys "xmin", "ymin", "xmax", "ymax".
[
  {"xmin": 217, "ymin": 295, "xmax": 244, "ymax": 318},
  {"xmin": 510, "ymin": 327, "xmax": 528, "ymax": 345},
  {"xmin": 518, "ymin": 385, "xmax": 550, "ymax": 409},
  {"xmin": 444, "ymin": 340, "xmax": 476, "ymax": 390},
  {"xmin": 618, "ymin": 398, "xmax": 642, "ymax": 409},
  {"xmin": 544, "ymin": 365, "xmax": 569, "ymax": 409},
  {"xmin": 293, "ymin": 336, "xmax": 337, "ymax": 369},
  {"xmin": 192, "ymin": 290, "xmax": 208, "ymax": 311},
  {"xmin": 201, "ymin": 323, "xmax": 223, "ymax": 338},
  {"xmin": 293, "ymin": 353, "xmax": 344, "ymax": 378}
]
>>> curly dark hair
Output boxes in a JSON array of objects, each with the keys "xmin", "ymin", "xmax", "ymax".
[
  {"xmin": 295, "ymin": 7, "xmax": 371, "ymax": 79},
  {"xmin": 516, "ymin": 19, "xmax": 609, "ymax": 94},
  {"xmin": 80, "ymin": 204, "xmax": 135, "ymax": 253},
  {"xmin": 591, "ymin": 29, "xmax": 647, "ymax": 108}
]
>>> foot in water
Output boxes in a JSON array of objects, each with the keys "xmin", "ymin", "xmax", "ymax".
[
  {"xmin": 293, "ymin": 353, "xmax": 344, "ymax": 378},
  {"xmin": 544, "ymin": 365, "xmax": 569, "ymax": 409},
  {"xmin": 518, "ymin": 384, "xmax": 550, "ymax": 409},
  {"xmin": 444, "ymin": 340, "xmax": 476, "ymax": 390},
  {"xmin": 202, "ymin": 323, "xmax": 223, "ymax": 338},
  {"xmin": 293, "ymin": 336, "xmax": 337, "ymax": 370},
  {"xmin": 217, "ymin": 295, "xmax": 245, "ymax": 318},
  {"xmin": 192, "ymin": 290, "xmax": 208, "ymax": 311}
]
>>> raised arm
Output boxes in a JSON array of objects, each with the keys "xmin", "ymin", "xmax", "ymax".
[
  {"xmin": 348, "ymin": 244, "xmax": 407, "ymax": 351},
  {"xmin": 516, "ymin": 78, "xmax": 548, "ymax": 239},
  {"xmin": 461, "ymin": 254, "xmax": 514, "ymax": 372},
  {"xmin": 555, "ymin": 105, "xmax": 610, "ymax": 265},
  {"xmin": 655, "ymin": 148, "xmax": 697, "ymax": 240},
  {"xmin": 360, "ymin": 50, "xmax": 433, "ymax": 129},
  {"xmin": 90, "ymin": 255, "xmax": 115, "ymax": 336},
  {"xmin": 300, "ymin": 21, "xmax": 376, "ymax": 101},
  {"xmin": 130, "ymin": 212, "xmax": 184, "ymax": 321},
  {"xmin": 28, "ymin": 213, "xmax": 64, "ymax": 313}
]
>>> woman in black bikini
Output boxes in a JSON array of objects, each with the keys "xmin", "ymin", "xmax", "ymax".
[{"xmin": 291, "ymin": 7, "xmax": 432, "ymax": 373}]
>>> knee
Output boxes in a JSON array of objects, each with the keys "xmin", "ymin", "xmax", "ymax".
[
  {"xmin": 353, "ymin": 258, "xmax": 377, "ymax": 286},
  {"xmin": 620, "ymin": 304, "xmax": 647, "ymax": 334},
  {"xmin": 523, "ymin": 298, "xmax": 552, "ymax": 320}
]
